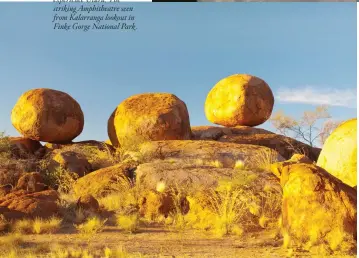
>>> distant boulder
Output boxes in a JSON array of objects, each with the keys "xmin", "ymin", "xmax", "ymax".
[
  {"xmin": 11, "ymin": 88, "xmax": 84, "ymax": 143},
  {"xmin": 205, "ymin": 74, "xmax": 274, "ymax": 127},
  {"xmin": 317, "ymin": 118, "xmax": 357, "ymax": 187},
  {"xmin": 108, "ymin": 93, "xmax": 192, "ymax": 148}
]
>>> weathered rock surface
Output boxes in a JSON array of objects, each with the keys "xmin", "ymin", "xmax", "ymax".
[
  {"xmin": 317, "ymin": 118, "xmax": 357, "ymax": 187},
  {"xmin": 0, "ymin": 167, "xmax": 23, "ymax": 187},
  {"xmin": 45, "ymin": 140, "xmax": 114, "ymax": 153},
  {"xmin": 108, "ymin": 93, "xmax": 192, "ymax": 148},
  {"xmin": 73, "ymin": 162, "xmax": 137, "ymax": 198},
  {"xmin": 271, "ymin": 154, "xmax": 313, "ymax": 185},
  {"xmin": 205, "ymin": 74, "xmax": 274, "ymax": 127},
  {"xmin": 49, "ymin": 151, "xmax": 91, "ymax": 177},
  {"xmin": 191, "ymin": 125, "xmax": 274, "ymax": 140},
  {"xmin": 136, "ymin": 159, "xmax": 281, "ymax": 194},
  {"xmin": 139, "ymin": 140, "xmax": 284, "ymax": 169},
  {"xmin": 0, "ymin": 185, "xmax": 12, "ymax": 198},
  {"xmin": 280, "ymin": 163, "xmax": 356, "ymax": 252},
  {"xmin": 9, "ymin": 137, "xmax": 42, "ymax": 158},
  {"xmin": 218, "ymin": 130, "xmax": 321, "ymax": 161},
  {"xmin": 0, "ymin": 190, "xmax": 59, "ymax": 220},
  {"xmin": 11, "ymin": 88, "xmax": 84, "ymax": 143},
  {"xmin": 77, "ymin": 194, "xmax": 99, "ymax": 213},
  {"xmin": 16, "ymin": 172, "xmax": 48, "ymax": 192}
]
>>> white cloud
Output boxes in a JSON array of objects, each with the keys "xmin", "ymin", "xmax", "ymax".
[{"xmin": 276, "ymin": 86, "xmax": 357, "ymax": 108}]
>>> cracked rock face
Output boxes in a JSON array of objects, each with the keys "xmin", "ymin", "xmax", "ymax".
[
  {"xmin": 11, "ymin": 88, "xmax": 84, "ymax": 143},
  {"xmin": 317, "ymin": 118, "xmax": 357, "ymax": 187},
  {"xmin": 204, "ymin": 74, "xmax": 274, "ymax": 127}
]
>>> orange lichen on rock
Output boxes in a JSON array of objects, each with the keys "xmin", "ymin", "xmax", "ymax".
[
  {"xmin": 107, "ymin": 93, "xmax": 192, "ymax": 148},
  {"xmin": 317, "ymin": 118, "xmax": 357, "ymax": 187},
  {"xmin": 11, "ymin": 88, "xmax": 84, "ymax": 143},
  {"xmin": 205, "ymin": 74, "xmax": 274, "ymax": 127}
]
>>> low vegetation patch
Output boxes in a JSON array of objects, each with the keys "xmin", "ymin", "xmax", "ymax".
[
  {"xmin": 75, "ymin": 216, "xmax": 107, "ymax": 239},
  {"xmin": 12, "ymin": 217, "xmax": 62, "ymax": 234}
]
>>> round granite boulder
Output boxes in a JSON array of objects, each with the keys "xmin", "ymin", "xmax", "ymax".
[
  {"xmin": 205, "ymin": 74, "xmax": 274, "ymax": 127},
  {"xmin": 11, "ymin": 88, "xmax": 84, "ymax": 143}
]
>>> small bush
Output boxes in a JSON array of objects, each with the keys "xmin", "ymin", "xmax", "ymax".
[
  {"xmin": 12, "ymin": 217, "xmax": 62, "ymax": 235},
  {"xmin": 44, "ymin": 167, "xmax": 78, "ymax": 193},
  {"xmin": 32, "ymin": 217, "xmax": 62, "ymax": 234},
  {"xmin": 75, "ymin": 217, "xmax": 106, "ymax": 239},
  {"xmin": 116, "ymin": 214, "xmax": 139, "ymax": 233}
]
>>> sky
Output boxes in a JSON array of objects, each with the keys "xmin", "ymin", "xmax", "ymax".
[{"xmin": 0, "ymin": 2, "xmax": 356, "ymax": 142}]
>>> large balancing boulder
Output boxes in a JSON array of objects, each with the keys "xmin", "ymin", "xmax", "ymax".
[
  {"xmin": 317, "ymin": 118, "xmax": 357, "ymax": 187},
  {"xmin": 11, "ymin": 88, "xmax": 84, "ymax": 143},
  {"xmin": 205, "ymin": 74, "xmax": 274, "ymax": 127},
  {"xmin": 108, "ymin": 93, "xmax": 192, "ymax": 148}
]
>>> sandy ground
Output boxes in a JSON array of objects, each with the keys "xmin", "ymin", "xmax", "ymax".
[{"xmin": 4, "ymin": 226, "xmax": 355, "ymax": 258}]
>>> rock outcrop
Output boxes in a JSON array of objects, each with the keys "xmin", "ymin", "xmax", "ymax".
[
  {"xmin": 0, "ymin": 190, "xmax": 59, "ymax": 220},
  {"xmin": 317, "ymin": 118, "xmax": 357, "ymax": 187},
  {"xmin": 49, "ymin": 151, "xmax": 92, "ymax": 177},
  {"xmin": 9, "ymin": 137, "xmax": 42, "ymax": 158},
  {"xmin": 108, "ymin": 93, "xmax": 192, "ymax": 148},
  {"xmin": 279, "ymin": 163, "xmax": 356, "ymax": 253},
  {"xmin": 16, "ymin": 172, "xmax": 48, "ymax": 192},
  {"xmin": 205, "ymin": 74, "xmax": 274, "ymax": 127},
  {"xmin": 73, "ymin": 162, "xmax": 137, "ymax": 198},
  {"xmin": 11, "ymin": 88, "xmax": 84, "ymax": 143},
  {"xmin": 139, "ymin": 140, "xmax": 284, "ymax": 169}
]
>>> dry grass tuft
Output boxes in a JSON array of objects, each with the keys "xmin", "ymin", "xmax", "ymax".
[
  {"xmin": 75, "ymin": 216, "xmax": 107, "ymax": 239},
  {"xmin": 12, "ymin": 217, "xmax": 62, "ymax": 234},
  {"xmin": 116, "ymin": 214, "xmax": 140, "ymax": 233}
]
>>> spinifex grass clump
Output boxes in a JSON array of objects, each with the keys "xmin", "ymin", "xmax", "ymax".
[
  {"xmin": 168, "ymin": 170, "xmax": 282, "ymax": 237},
  {"xmin": 75, "ymin": 216, "xmax": 107, "ymax": 240}
]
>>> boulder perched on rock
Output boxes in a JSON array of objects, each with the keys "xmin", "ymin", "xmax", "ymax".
[
  {"xmin": 139, "ymin": 140, "xmax": 284, "ymax": 169},
  {"xmin": 49, "ymin": 151, "xmax": 91, "ymax": 177},
  {"xmin": 0, "ymin": 189, "xmax": 59, "ymax": 220},
  {"xmin": 9, "ymin": 137, "xmax": 42, "ymax": 158},
  {"xmin": 11, "ymin": 88, "xmax": 84, "ymax": 143},
  {"xmin": 317, "ymin": 118, "xmax": 357, "ymax": 187},
  {"xmin": 205, "ymin": 74, "xmax": 274, "ymax": 127},
  {"xmin": 16, "ymin": 172, "xmax": 48, "ymax": 192},
  {"xmin": 108, "ymin": 93, "xmax": 192, "ymax": 148},
  {"xmin": 73, "ymin": 162, "xmax": 137, "ymax": 198},
  {"xmin": 280, "ymin": 163, "xmax": 356, "ymax": 253}
]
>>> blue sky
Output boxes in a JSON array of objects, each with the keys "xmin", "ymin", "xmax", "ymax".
[{"xmin": 0, "ymin": 3, "xmax": 356, "ymax": 141}]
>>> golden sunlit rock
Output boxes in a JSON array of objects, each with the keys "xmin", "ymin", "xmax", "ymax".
[
  {"xmin": 108, "ymin": 93, "xmax": 192, "ymax": 148},
  {"xmin": 11, "ymin": 88, "xmax": 84, "ymax": 143},
  {"xmin": 205, "ymin": 74, "xmax": 274, "ymax": 127},
  {"xmin": 317, "ymin": 118, "xmax": 357, "ymax": 187},
  {"xmin": 281, "ymin": 163, "xmax": 356, "ymax": 253}
]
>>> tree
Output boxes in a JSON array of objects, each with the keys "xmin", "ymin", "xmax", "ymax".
[{"xmin": 270, "ymin": 105, "xmax": 342, "ymax": 147}]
